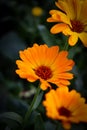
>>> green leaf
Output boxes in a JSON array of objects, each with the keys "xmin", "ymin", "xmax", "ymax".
[
  {"xmin": 68, "ymin": 46, "xmax": 82, "ymax": 59},
  {"xmin": 29, "ymin": 111, "xmax": 41, "ymax": 125},
  {"xmin": 34, "ymin": 113, "xmax": 45, "ymax": 130},
  {"xmin": 23, "ymin": 86, "xmax": 43, "ymax": 126},
  {"xmin": 33, "ymin": 91, "xmax": 44, "ymax": 110},
  {"xmin": 45, "ymin": 121, "xmax": 56, "ymax": 130},
  {"xmin": 0, "ymin": 119, "xmax": 20, "ymax": 130},
  {"xmin": 37, "ymin": 25, "xmax": 60, "ymax": 46},
  {"xmin": 0, "ymin": 112, "xmax": 23, "ymax": 125}
]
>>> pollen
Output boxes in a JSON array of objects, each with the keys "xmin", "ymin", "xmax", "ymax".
[
  {"xmin": 35, "ymin": 65, "xmax": 52, "ymax": 80},
  {"xmin": 71, "ymin": 20, "xmax": 84, "ymax": 33},
  {"xmin": 58, "ymin": 107, "xmax": 71, "ymax": 117}
]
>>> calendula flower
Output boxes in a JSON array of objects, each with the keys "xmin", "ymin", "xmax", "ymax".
[
  {"xmin": 31, "ymin": 6, "xmax": 43, "ymax": 16},
  {"xmin": 43, "ymin": 87, "xmax": 87, "ymax": 130},
  {"xmin": 47, "ymin": 0, "xmax": 87, "ymax": 47},
  {"xmin": 16, "ymin": 43, "xmax": 74, "ymax": 90}
]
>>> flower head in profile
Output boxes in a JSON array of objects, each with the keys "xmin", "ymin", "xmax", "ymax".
[
  {"xmin": 47, "ymin": 0, "xmax": 87, "ymax": 47},
  {"xmin": 16, "ymin": 43, "xmax": 74, "ymax": 90},
  {"xmin": 43, "ymin": 87, "xmax": 87, "ymax": 129}
]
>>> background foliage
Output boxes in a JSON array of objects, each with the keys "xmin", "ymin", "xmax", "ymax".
[{"xmin": 0, "ymin": 0, "xmax": 87, "ymax": 130}]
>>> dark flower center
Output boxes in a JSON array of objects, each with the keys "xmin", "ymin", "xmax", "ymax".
[
  {"xmin": 71, "ymin": 20, "xmax": 84, "ymax": 33},
  {"xmin": 58, "ymin": 107, "xmax": 71, "ymax": 117},
  {"xmin": 35, "ymin": 65, "xmax": 52, "ymax": 80}
]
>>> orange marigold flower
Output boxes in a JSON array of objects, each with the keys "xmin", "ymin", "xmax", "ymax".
[
  {"xmin": 47, "ymin": 0, "xmax": 87, "ymax": 47},
  {"xmin": 43, "ymin": 87, "xmax": 87, "ymax": 129},
  {"xmin": 16, "ymin": 43, "xmax": 74, "ymax": 90}
]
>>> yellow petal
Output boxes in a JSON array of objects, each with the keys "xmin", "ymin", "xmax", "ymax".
[
  {"xmin": 79, "ymin": 32, "xmax": 87, "ymax": 47},
  {"xmin": 68, "ymin": 34, "xmax": 78, "ymax": 46},
  {"xmin": 63, "ymin": 26, "xmax": 73, "ymax": 35},
  {"xmin": 55, "ymin": 0, "xmax": 75, "ymax": 19},
  {"xmin": 79, "ymin": 0, "xmax": 87, "ymax": 23}
]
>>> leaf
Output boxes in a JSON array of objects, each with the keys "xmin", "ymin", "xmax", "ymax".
[
  {"xmin": 72, "ymin": 65, "xmax": 83, "ymax": 91},
  {"xmin": 5, "ymin": 126, "xmax": 11, "ymax": 130},
  {"xmin": 45, "ymin": 121, "xmax": 56, "ymax": 130},
  {"xmin": 34, "ymin": 113, "xmax": 45, "ymax": 130},
  {"xmin": 68, "ymin": 45, "xmax": 82, "ymax": 59},
  {"xmin": 33, "ymin": 91, "xmax": 44, "ymax": 110},
  {"xmin": 37, "ymin": 25, "xmax": 60, "ymax": 46},
  {"xmin": 29, "ymin": 111, "xmax": 40, "ymax": 125},
  {"xmin": 7, "ymin": 98, "xmax": 28, "ymax": 117},
  {"xmin": 0, "ymin": 112, "xmax": 23, "ymax": 125}
]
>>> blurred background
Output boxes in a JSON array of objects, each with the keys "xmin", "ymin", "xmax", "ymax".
[{"xmin": 0, "ymin": 0, "xmax": 87, "ymax": 130}]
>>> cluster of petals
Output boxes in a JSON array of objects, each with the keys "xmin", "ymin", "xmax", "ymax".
[
  {"xmin": 16, "ymin": 43, "xmax": 74, "ymax": 90},
  {"xmin": 43, "ymin": 87, "xmax": 87, "ymax": 129},
  {"xmin": 47, "ymin": 0, "xmax": 87, "ymax": 47}
]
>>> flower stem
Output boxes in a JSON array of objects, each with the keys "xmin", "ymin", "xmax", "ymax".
[
  {"xmin": 23, "ymin": 85, "xmax": 41, "ymax": 127},
  {"xmin": 63, "ymin": 38, "xmax": 69, "ymax": 50},
  {"xmin": 64, "ymin": 42, "xmax": 69, "ymax": 50},
  {"xmin": 56, "ymin": 122, "xmax": 61, "ymax": 130}
]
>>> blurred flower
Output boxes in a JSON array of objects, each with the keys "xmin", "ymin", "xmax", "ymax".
[
  {"xmin": 31, "ymin": 6, "xmax": 43, "ymax": 16},
  {"xmin": 47, "ymin": 0, "xmax": 87, "ymax": 47},
  {"xmin": 16, "ymin": 43, "xmax": 74, "ymax": 90},
  {"xmin": 43, "ymin": 87, "xmax": 87, "ymax": 129}
]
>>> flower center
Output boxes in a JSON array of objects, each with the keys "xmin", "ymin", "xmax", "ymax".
[
  {"xmin": 35, "ymin": 65, "xmax": 52, "ymax": 80},
  {"xmin": 71, "ymin": 20, "xmax": 84, "ymax": 33},
  {"xmin": 58, "ymin": 107, "xmax": 71, "ymax": 117}
]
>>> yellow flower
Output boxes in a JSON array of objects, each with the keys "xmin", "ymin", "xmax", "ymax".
[
  {"xmin": 47, "ymin": 0, "xmax": 87, "ymax": 47},
  {"xmin": 43, "ymin": 87, "xmax": 87, "ymax": 129},
  {"xmin": 31, "ymin": 6, "xmax": 43, "ymax": 16},
  {"xmin": 16, "ymin": 43, "xmax": 74, "ymax": 90}
]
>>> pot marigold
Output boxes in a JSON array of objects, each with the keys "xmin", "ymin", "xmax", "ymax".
[
  {"xmin": 16, "ymin": 43, "xmax": 74, "ymax": 90},
  {"xmin": 43, "ymin": 87, "xmax": 87, "ymax": 129},
  {"xmin": 47, "ymin": 0, "xmax": 87, "ymax": 47}
]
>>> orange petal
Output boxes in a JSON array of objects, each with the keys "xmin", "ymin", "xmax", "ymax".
[
  {"xmin": 63, "ymin": 26, "xmax": 73, "ymax": 35},
  {"xmin": 50, "ymin": 23, "xmax": 68, "ymax": 34},
  {"xmin": 59, "ymin": 80, "xmax": 70, "ymax": 86},
  {"xmin": 62, "ymin": 121, "xmax": 71, "ymax": 130},
  {"xmin": 68, "ymin": 34, "xmax": 78, "ymax": 46},
  {"xmin": 40, "ymin": 80, "xmax": 51, "ymax": 90},
  {"xmin": 57, "ymin": 73, "xmax": 74, "ymax": 79},
  {"xmin": 47, "ymin": 17, "xmax": 58, "ymax": 22},
  {"xmin": 16, "ymin": 69, "xmax": 38, "ymax": 82},
  {"xmin": 49, "ymin": 9, "xmax": 71, "ymax": 25}
]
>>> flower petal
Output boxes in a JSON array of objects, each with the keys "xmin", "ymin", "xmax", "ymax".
[
  {"xmin": 48, "ymin": 9, "xmax": 71, "ymax": 25},
  {"xmin": 40, "ymin": 80, "xmax": 51, "ymax": 90},
  {"xmin": 51, "ymin": 23, "xmax": 68, "ymax": 34},
  {"xmin": 55, "ymin": 0, "xmax": 75, "ymax": 19},
  {"xmin": 68, "ymin": 34, "xmax": 78, "ymax": 46},
  {"xmin": 79, "ymin": 32, "xmax": 87, "ymax": 47}
]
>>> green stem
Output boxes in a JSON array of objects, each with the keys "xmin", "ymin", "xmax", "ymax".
[
  {"xmin": 56, "ymin": 122, "xmax": 61, "ymax": 130},
  {"xmin": 63, "ymin": 42, "xmax": 69, "ymax": 50},
  {"xmin": 23, "ymin": 85, "xmax": 41, "ymax": 127}
]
